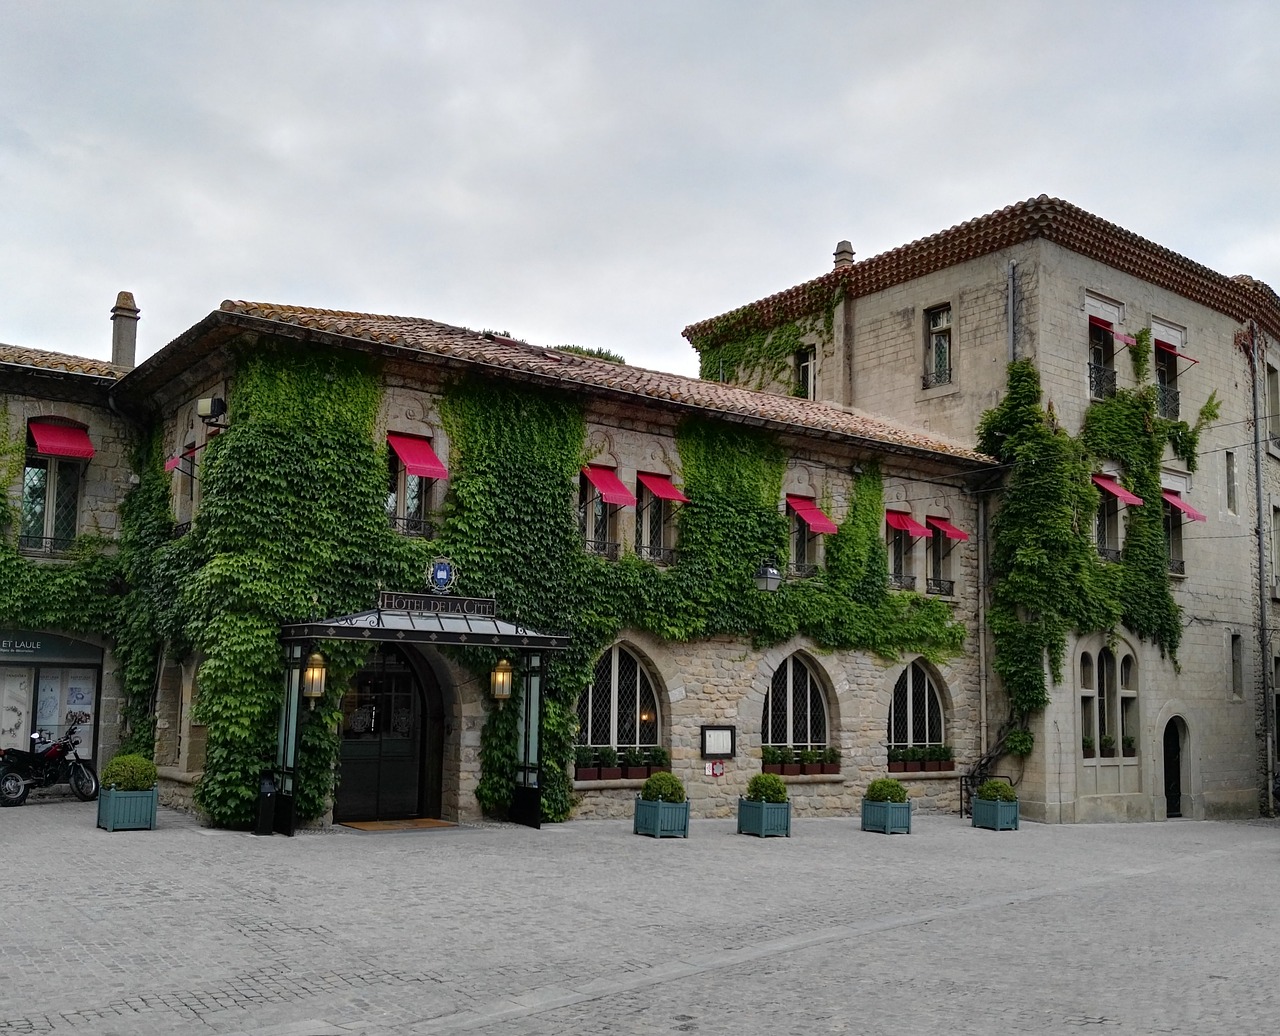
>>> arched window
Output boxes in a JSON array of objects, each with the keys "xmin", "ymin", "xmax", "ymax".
[
  {"xmin": 576, "ymin": 644, "xmax": 659, "ymax": 748},
  {"xmin": 887, "ymin": 661, "xmax": 944, "ymax": 746},
  {"xmin": 1120, "ymin": 655, "xmax": 1134, "ymax": 689},
  {"xmin": 1081, "ymin": 652, "xmax": 1094, "ymax": 689},
  {"xmin": 762, "ymin": 655, "xmax": 828, "ymax": 749}
]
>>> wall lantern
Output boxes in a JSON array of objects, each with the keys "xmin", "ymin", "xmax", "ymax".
[
  {"xmin": 754, "ymin": 560, "xmax": 782, "ymax": 593},
  {"xmin": 301, "ymin": 650, "xmax": 327, "ymax": 708},
  {"xmin": 490, "ymin": 658, "xmax": 515, "ymax": 701},
  {"xmin": 197, "ymin": 396, "xmax": 229, "ymax": 429}
]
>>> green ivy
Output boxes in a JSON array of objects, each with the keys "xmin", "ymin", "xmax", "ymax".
[{"xmin": 692, "ymin": 288, "xmax": 840, "ymax": 390}]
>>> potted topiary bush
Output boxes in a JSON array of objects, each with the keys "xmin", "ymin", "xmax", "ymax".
[
  {"xmin": 761, "ymin": 745, "xmax": 783, "ymax": 774},
  {"xmin": 904, "ymin": 746, "xmax": 925, "ymax": 773},
  {"xmin": 937, "ymin": 744, "xmax": 954, "ymax": 771},
  {"xmin": 574, "ymin": 745, "xmax": 598, "ymax": 782},
  {"xmin": 737, "ymin": 772, "xmax": 790, "ymax": 837},
  {"xmin": 778, "ymin": 745, "xmax": 800, "ymax": 776},
  {"xmin": 633, "ymin": 770, "xmax": 689, "ymax": 838},
  {"xmin": 887, "ymin": 745, "xmax": 906, "ymax": 773},
  {"xmin": 647, "ymin": 746, "xmax": 671, "ymax": 774},
  {"xmin": 861, "ymin": 777, "xmax": 911, "ymax": 834},
  {"xmin": 622, "ymin": 747, "xmax": 648, "ymax": 780},
  {"xmin": 822, "ymin": 746, "xmax": 841, "ymax": 775},
  {"xmin": 799, "ymin": 748, "xmax": 822, "ymax": 775},
  {"xmin": 1099, "ymin": 734, "xmax": 1117, "ymax": 758},
  {"xmin": 597, "ymin": 746, "xmax": 622, "ymax": 780},
  {"xmin": 1122, "ymin": 735, "xmax": 1136, "ymax": 758},
  {"xmin": 972, "ymin": 778, "xmax": 1019, "ymax": 831},
  {"xmin": 1082, "ymin": 735, "xmax": 1096, "ymax": 759},
  {"xmin": 97, "ymin": 753, "xmax": 159, "ymax": 832}
]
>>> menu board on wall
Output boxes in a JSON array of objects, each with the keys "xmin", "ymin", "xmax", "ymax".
[{"xmin": 1, "ymin": 668, "xmax": 33, "ymax": 751}]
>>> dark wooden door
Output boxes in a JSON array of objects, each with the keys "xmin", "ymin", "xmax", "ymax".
[{"xmin": 1163, "ymin": 720, "xmax": 1182, "ymax": 818}]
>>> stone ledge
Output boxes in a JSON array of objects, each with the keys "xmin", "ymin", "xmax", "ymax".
[{"xmin": 156, "ymin": 766, "xmax": 201, "ymax": 784}]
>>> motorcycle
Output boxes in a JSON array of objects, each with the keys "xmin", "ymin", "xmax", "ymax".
[{"xmin": 0, "ymin": 725, "xmax": 99, "ymax": 806}]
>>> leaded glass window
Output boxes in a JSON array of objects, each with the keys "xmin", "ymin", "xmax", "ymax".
[
  {"xmin": 761, "ymin": 655, "xmax": 827, "ymax": 750},
  {"xmin": 887, "ymin": 661, "xmax": 944, "ymax": 746},
  {"xmin": 576, "ymin": 644, "xmax": 660, "ymax": 748},
  {"xmin": 20, "ymin": 455, "xmax": 80, "ymax": 555}
]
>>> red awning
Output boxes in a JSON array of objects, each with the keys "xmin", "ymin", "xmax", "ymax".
[
  {"xmin": 582, "ymin": 465, "xmax": 636, "ymax": 507},
  {"xmin": 1088, "ymin": 315, "xmax": 1113, "ymax": 330},
  {"xmin": 885, "ymin": 510, "xmax": 929, "ymax": 538},
  {"xmin": 1092, "ymin": 474, "xmax": 1144, "ymax": 507},
  {"xmin": 1162, "ymin": 491, "xmax": 1207, "ymax": 522},
  {"xmin": 387, "ymin": 433, "xmax": 448, "ymax": 480},
  {"xmin": 1155, "ymin": 339, "xmax": 1199, "ymax": 367},
  {"xmin": 637, "ymin": 471, "xmax": 690, "ymax": 503},
  {"xmin": 786, "ymin": 495, "xmax": 838, "ymax": 534},
  {"xmin": 926, "ymin": 516, "xmax": 969, "ymax": 541},
  {"xmin": 28, "ymin": 421, "xmax": 94, "ymax": 459},
  {"xmin": 164, "ymin": 440, "xmax": 210, "ymax": 473}
]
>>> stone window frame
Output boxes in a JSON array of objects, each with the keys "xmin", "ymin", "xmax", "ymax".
[
  {"xmin": 922, "ymin": 303, "xmax": 953, "ymax": 390},
  {"xmin": 886, "ymin": 659, "xmax": 947, "ymax": 749},
  {"xmin": 575, "ymin": 642, "xmax": 662, "ymax": 751},
  {"xmin": 761, "ymin": 653, "xmax": 830, "ymax": 752}
]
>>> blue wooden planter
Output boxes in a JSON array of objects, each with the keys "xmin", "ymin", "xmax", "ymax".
[
  {"xmin": 97, "ymin": 786, "xmax": 159, "ymax": 831},
  {"xmin": 737, "ymin": 797, "xmax": 791, "ymax": 837},
  {"xmin": 633, "ymin": 796, "xmax": 690, "ymax": 838},
  {"xmin": 972, "ymin": 797, "xmax": 1019, "ymax": 831},
  {"xmin": 860, "ymin": 798, "xmax": 911, "ymax": 834}
]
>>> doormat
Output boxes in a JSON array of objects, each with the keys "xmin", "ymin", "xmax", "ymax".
[{"xmin": 339, "ymin": 818, "xmax": 458, "ymax": 833}]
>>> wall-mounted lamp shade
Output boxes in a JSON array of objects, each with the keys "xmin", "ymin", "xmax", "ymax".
[
  {"xmin": 302, "ymin": 651, "xmax": 327, "ymax": 707},
  {"xmin": 197, "ymin": 397, "xmax": 227, "ymax": 421},
  {"xmin": 754, "ymin": 561, "xmax": 782, "ymax": 592},
  {"xmin": 491, "ymin": 658, "xmax": 515, "ymax": 700}
]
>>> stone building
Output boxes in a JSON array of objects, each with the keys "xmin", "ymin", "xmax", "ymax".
[{"xmin": 684, "ymin": 195, "xmax": 1280, "ymax": 822}]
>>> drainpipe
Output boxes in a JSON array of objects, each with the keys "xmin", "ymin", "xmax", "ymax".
[
  {"xmin": 1250, "ymin": 322, "xmax": 1275, "ymax": 809},
  {"xmin": 1007, "ymin": 261, "xmax": 1017, "ymax": 362},
  {"xmin": 977, "ymin": 492, "xmax": 989, "ymax": 754}
]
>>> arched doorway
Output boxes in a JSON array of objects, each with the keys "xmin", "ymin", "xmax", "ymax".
[
  {"xmin": 334, "ymin": 643, "xmax": 444, "ymax": 823},
  {"xmin": 1163, "ymin": 718, "xmax": 1185, "ymax": 818}
]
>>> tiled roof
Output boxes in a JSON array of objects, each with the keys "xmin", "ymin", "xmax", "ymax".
[
  {"xmin": 0, "ymin": 342, "xmax": 125, "ymax": 379},
  {"xmin": 683, "ymin": 195, "xmax": 1280, "ymax": 347},
  {"xmin": 216, "ymin": 300, "xmax": 993, "ymax": 466}
]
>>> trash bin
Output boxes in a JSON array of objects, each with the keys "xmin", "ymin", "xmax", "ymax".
[{"xmin": 254, "ymin": 771, "xmax": 276, "ymax": 836}]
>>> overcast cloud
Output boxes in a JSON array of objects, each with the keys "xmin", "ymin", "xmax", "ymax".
[{"xmin": 2, "ymin": 1, "xmax": 1277, "ymax": 376}]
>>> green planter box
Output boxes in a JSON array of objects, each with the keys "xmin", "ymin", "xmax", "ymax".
[
  {"xmin": 972, "ymin": 797, "xmax": 1019, "ymax": 831},
  {"xmin": 860, "ymin": 798, "xmax": 911, "ymax": 834},
  {"xmin": 737, "ymin": 797, "xmax": 791, "ymax": 837},
  {"xmin": 97, "ymin": 786, "xmax": 159, "ymax": 831},
  {"xmin": 633, "ymin": 796, "xmax": 690, "ymax": 838}
]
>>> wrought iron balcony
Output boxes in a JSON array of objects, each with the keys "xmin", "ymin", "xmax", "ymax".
[
  {"xmin": 390, "ymin": 516, "xmax": 435, "ymax": 539},
  {"xmin": 637, "ymin": 543, "xmax": 678, "ymax": 566},
  {"xmin": 171, "ymin": 521, "xmax": 192, "ymax": 539},
  {"xmin": 1156, "ymin": 384, "xmax": 1180, "ymax": 420},
  {"xmin": 1167, "ymin": 557, "xmax": 1186, "ymax": 576},
  {"xmin": 585, "ymin": 538, "xmax": 621, "ymax": 560},
  {"xmin": 922, "ymin": 368, "xmax": 952, "ymax": 390},
  {"xmin": 889, "ymin": 573, "xmax": 916, "ymax": 591},
  {"xmin": 926, "ymin": 577, "xmax": 954, "ymax": 596},
  {"xmin": 1097, "ymin": 545, "xmax": 1121, "ymax": 564},
  {"xmin": 1089, "ymin": 363, "xmax": 1117, "ymax": 400},
  {"xmin": 789, "ymin": 563, "xmax": 819, "ymax": 579},
  {"xmin": 17, "ymin": 534, "xmax": 75, "ymax": 556}
]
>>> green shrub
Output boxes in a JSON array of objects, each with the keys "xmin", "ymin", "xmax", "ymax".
[
  {"xmin": 597, "ymin": 746, "xmax": 619, "ymax": 767},
  {"xmin": 776, "ymin": 746, "xmax": 795, "ymax": 765},
  {"xmin": 647, "ymin": 746, "xmax": 670, "ymax": 768},
  {"xmin": 761, "ymin": 745, "xmax": 781, "ymax": 765},
  {"xmin": 622, "ymin": 747, "xmax": 645, "ymax": 768},
  {"xmin": 977, "ymin": 779, "xmax": 1017, "ymax": 802},
  {"xmin": 745, "ymin": 773, "xmax": 788, "ymax": 803},
  {"xmin": 799, "ymin": 748, "xmax": 820, "ymax": 765},
  {"xmin": 865, "ymin": 777, "xmax": 907, "ymax": 803},
  {"xmin": 101, "ymin": 753, "xmax": 158, "ymax": 791},
  {"xmin": 887, "ymin": 745, "xmax": 905, "ymax": 763},
  {"xmin": 1004, "ymin": 727, "xmax": 1034, "ymax": 757},
  {"xmin": 822, "ymin": 746, "xmax": 841, "ymax": 765},
  {"xmin": 1082, "ymin": 736, "xmax": 1095, "ymax": 754},
  {"xmin": 641, "ymin": 771, "xmax": 686, "ymax": 802},
  {"xmin": 574, "ymin": 745, "xmax": 595, "ymax": 767},
  {"xmin": 1100, "ymin": 734, "xmax": 1116, "ymax": 752}
]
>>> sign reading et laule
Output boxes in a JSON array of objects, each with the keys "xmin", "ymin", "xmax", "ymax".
[
  {"xmin": 0, "ymin": 637, "xmax": 41, "ymax": 655},
  {"xmin": 378, "ymin": 591, "xmax": 497, "ymax": 618}
]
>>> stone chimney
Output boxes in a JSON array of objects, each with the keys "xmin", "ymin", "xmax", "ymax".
[
  {"xmin": 833, "ymin": 240, "xmax": 855, "ymax": 269},
  {"xmin": 110, "ymin": 291, "xmax": 139, "ymax": 369}
]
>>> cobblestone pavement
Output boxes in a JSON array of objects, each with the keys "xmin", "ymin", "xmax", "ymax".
[{"xmin": 4, "ymin": 796, "xmax": 1280, "ymax": 1035}]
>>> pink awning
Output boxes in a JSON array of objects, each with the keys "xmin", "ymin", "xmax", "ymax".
[
  {"xmin": 637, "ymin": 471, "xmax": 690, "ymax": 503},
  {"xmin": 1088, "ymin": 315, "xmax": 1113, "ymax": 330},
  {"xmin": 28, "ymin": 421, "xmax": 94, "ymax": 459},
  {"xmin": 786, "ymin": 495, "xmax": 838, "ymax": 534},
  {"xmin": 926, "ymin": 516, "xmax": 969, "ymax": 541},
  {"xmin": 582, "ymin": 465, "xmax": 636, "ymax": 507},
  {"xmin": 1092, "ymin": 474, "xmax": 1143, "ymax": 507},
  {"xmin": 885, "ymin": 510, "xmax": 929, "ymax": 538},
  {"xmin": 1155, "ymin": 339, "xmax": 1199, "ymax": 366},
  {"xmin": 388, "ymin": 433, "xmax": 448, "ymax": 480},
  {"xmin": 1162, "ymin": 491, "xmax": 1207, "ymax": 522}
]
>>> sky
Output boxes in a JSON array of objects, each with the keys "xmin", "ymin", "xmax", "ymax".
[{"xmin": 2, "ymin": 1, "xmax": 1278, "ymax": 378}]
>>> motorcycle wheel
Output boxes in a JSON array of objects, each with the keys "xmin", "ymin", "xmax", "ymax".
[
  {"xmin": 69, "ymin": 762, "xmax": 99, "ymax": 802},
  {"xmin": 0, "ymin": 768, "xmax": 29, "ymax": 807}
]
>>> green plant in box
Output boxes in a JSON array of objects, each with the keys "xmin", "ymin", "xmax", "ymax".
[
  {"xmin": 745, "ymin": 773, "xmax": 788, "ymax": 803},
  {"xmin": 776, "ymin": 746, "xmax": 795, "ymax": 765},
  {"xmin": 761, "ymin": 745, "xmax": 782, "ymax": 765},
  {"xmin": 976, "ymin": 779, "xmax": 1017, "ymax": 802},
  {"xmin": 622, "ymin": 747, "xmax": 645, "ymax": 768},
  {"xmin": 864, "ymin": 777, "xmax": 908, "ymax": 803},
  {"xmin": 596, "ymin": 746, "xmax": 619, "ymax": 768},
  {"xmin": 574, "ymin": 745, "xmax": 595, "ymax": 768},
  {"xmin": 823, "ymin": 746, "xmax": 841, "ymax": 765},
  {"xmin": 647, "ymin": 746, "xmax": 670, "ymax": 769},
  {"xmin": 641, "ymin": 771, "xmax": 686, "ymax": 802},
  {"xmin": 100, "ymin": 754, "xmax": 158, "ymax": 791}
]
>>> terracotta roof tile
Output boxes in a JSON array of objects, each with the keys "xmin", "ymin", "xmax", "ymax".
[
  {"xmin": 683, "ymin": 195, "xmax": 1280, "ymax": 347},
  {"xmin": 0, "ymin": 343, "xmax": 126, "ymax": 379},
  {"xmin": 218, "ymin": 300, "xmax": 993, "ymax": 466}
]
